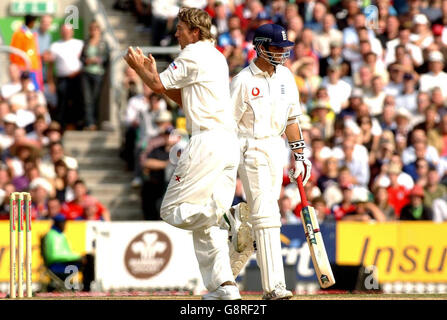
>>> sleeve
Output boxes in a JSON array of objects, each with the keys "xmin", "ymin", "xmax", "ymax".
[
  {"xmin": 286, "ymin": 71, "xmax": 302, "ymax": 122},
  {"xmin": 230, "ymin": 73, "xmax": 247, "ymax": 123},
  {"xmin": 9, "ymin": 32, "xmax": 23, "ymax": 65},
  {"xmin": 159, "ymin": 52, "xmax": 198, "ymax": 90}
]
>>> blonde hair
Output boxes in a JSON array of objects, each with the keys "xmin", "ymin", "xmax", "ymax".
[{"xmin": 178, "ymin": 7, "xmax": 213, "ymax": 41}]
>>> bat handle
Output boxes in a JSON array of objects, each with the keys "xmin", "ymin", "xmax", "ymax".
[{"xmin": 296, "ymin": 175, "xmax": 309, "ymax": 207}]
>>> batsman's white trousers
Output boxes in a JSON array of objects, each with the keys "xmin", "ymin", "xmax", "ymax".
[
  {"xmin": 238, "ymin": 136, "xmax": 285, "ymax": 230},
  {"xmin": 160, "ymin": 128, "xmax": 240, "ymax": 291},
  {"xmin": 238, "ymin": 135, "xmax": 288, "ymax": 292}
]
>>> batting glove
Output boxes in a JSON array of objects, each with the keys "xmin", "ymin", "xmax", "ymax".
[{"xmin": 289, "ymin": 153, "xmax": 312, "ymax": 186}]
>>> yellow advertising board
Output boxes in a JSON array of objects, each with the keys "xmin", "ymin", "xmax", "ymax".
[
  {"xmin": 336, "ymin": 222, "xmax": 447, "ymax": 283},
  {"xmin": 0, "ymin": 221, "xmax": 87, "ymax": 282}
]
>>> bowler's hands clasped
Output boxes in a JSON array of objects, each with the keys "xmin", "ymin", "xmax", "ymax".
[{"xmin": 124, "ymin": 46, "xmax": 157, "ymax": 74}]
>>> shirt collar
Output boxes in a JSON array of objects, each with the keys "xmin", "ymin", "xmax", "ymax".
[{"xmin": 249, "ymin": 60, "xmax": 274, "ymax": 77}]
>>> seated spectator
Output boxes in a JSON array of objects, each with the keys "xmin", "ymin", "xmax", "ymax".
[
  {"xmin": 308, "ymin": 100, "xmax": 334, "ymax": 140},
  {"xmin": 424, "ymin": 167, "xmax": 447, "ymax": 208},
  {"xmin": 331, "ymin": 183, "xmax": 357, "ymax": 221},
  {"xmin": 373, "ymin": 185, "xmax": 396, "ymax": 221},
  {"xmin": 363, "ymin": 76, "xmax": 386, "ymax": 117},
  {"xmin": 317, "ymin": 156, "xmax": 339, "ymax": 193},
  {"xmin": 1, "ymin": 64, "xmax": 22, "ymax": 100},
  {"xmin": 54, "ymin": 159, "xmax": 69, "ymax": 203},
  {"xmin": 279, "ymin": 195, "xmax": 300, "ymax": 225},
  {"xmin": 40, "ymin": 141, "xmax": 78, "ymax": 180},
  {"xmin": 320, "ymin": 64, "xmax": 351, "ymax": 114},
  {"xmin": 395, "ymin": 72, "xmax": 418, "ymax": 114},
  {"xmin": 342, "ymin": 187, "xmax": 386, "ymax": 222},
  {"xmin": 43, "ymin": 121, "xmax": 63, "ymax": 146},
  {"xmin": 29, "ymin": 177, "xmax": 54, "ymax": 219},
  {"xmin": 82, "ymin": 194, "xmax": 111, "ymax": 221},
  {"xmin": 311, "ymin": 196, "xmax": 332, "ymax": 224},
  {"xmin": 386, "ymin": 163, "xmax": 411, "ymax": 218},
  {"xmin": 62, "ymin": 180, "xmax": 110, "ymax": 221},
  {"xmin": 313, "ymin": 14, "xmax": 343, "ymax": 59},
  {"xmin": 47, "ymin": 197, "xmax": 64, "ymax": 219},
  {"xmin": 419, "ymin": 50, "xmax": 447, "ymax": 98},
  {"xmin": 0, "ymin": 113, "xmax": 18, "ymax": 151},
  {"xmin": 9, "ymin": 71, "xmax": 46, "ymax": 115},
  {"xmin": 400, "ymin": 185, "xmax": 434, "ymax": 220}
]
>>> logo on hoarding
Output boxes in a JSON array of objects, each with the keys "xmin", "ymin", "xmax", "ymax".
[{"xmin": 124, "ymin": 230, "xmax": 172, "ymax": 279}]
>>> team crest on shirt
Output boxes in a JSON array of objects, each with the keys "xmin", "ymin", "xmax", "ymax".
[{"xmin": 170, "ymin": 62, "xmax": 178, "ymax": 70}]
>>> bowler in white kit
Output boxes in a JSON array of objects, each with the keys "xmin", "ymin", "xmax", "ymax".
[{"xmin": 124, "ymin": 7, "xmax": 241, "ymax": 300}]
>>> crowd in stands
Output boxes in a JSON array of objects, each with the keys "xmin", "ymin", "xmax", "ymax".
[
  {"xmin": 0, "ymin": 14, "xmax": 110, "ymax": 222},
  {"xmin": 119, "ymin": 0, "xmax": 447, "ymax": 223}
]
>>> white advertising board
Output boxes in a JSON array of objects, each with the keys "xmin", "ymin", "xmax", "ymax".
[{"xmin": 90, "ymin": 221, "xmax": 206, "ymax": 292}]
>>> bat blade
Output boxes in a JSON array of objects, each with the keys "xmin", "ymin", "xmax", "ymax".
[
  {"xmin": 300, "ymin": 205, "xmax": 335, "ymax": 288},
  {"xmin": 296, "ymin": 176, "xmax": 335, "ymax": 288}
]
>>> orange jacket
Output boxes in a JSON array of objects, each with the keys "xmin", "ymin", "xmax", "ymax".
[{"xmin": 10, "ymin": 25, "xmax": 42, "ymax": 71}]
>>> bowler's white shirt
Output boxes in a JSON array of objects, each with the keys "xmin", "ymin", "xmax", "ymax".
[
  {"xmin": 230, "ymin": 60, "xmax": 302, "ymax": 139},
  {"xmin": 159, "ymin": 40, "xmax": 235, "ymax": 134}
]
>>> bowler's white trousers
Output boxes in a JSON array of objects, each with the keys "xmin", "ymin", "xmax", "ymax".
[{"xmin": 160, "ymin": 128, "xmax": 240, "ymax": 291}]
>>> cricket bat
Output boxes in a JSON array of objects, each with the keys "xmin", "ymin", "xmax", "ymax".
[{"xmin": 296, "ymin": 176, "xmax": 335, "ymax": 288}]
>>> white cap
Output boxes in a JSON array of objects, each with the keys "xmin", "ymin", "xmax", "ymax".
[
  {"xmin": 413, "ymin": 14, "xmax": 429, "ymax": 25},
  {"xmin": 3, "ymin": 113, "xmax": 17, "ymax": 125},
  {"xmin": 395, "ymin": 107, "xmax": 412, "ymax": 120},
  {"xmin": 29, "ymin": 177, "xmax": 54, "ymax": 194},
  {"xmin": 155, "ymin": 110, "xmax": 173, "ymax": 123},
  {"xmin": 429, "ymin": 50, "xmax": 444, "ymax": 63}
]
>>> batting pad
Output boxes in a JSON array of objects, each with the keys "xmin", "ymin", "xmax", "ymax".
[{"xmin": 254, "ymin": 227, "xmax": 286, "ymax": 293}]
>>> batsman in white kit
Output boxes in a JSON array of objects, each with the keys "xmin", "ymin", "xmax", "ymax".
[
  {"xmin": 125, "ymin": 7, "xmax": 242, "ymax": 300},
  {"xmin": 226, "ymin": 23, "xmax": 312, "ymax": 300}
]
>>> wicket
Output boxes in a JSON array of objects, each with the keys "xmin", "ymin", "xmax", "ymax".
[{"xmin": 9, "ymin": 192, "xmax": 32, "ymax": 298}]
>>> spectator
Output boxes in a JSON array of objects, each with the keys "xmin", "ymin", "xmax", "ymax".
[
  {"xmin": 396, "ymin": 72, "xmax": 418, "ymax": 113},
  {"xmin": 141, "ymin": 120, "xmax": 178, "ymax": 220},
  {"xmin": 373, "ymin": 186, "xmax": 396, "ymax": 221},
  {"xmin": 279, "ymin": 195, "xmax": 300, "ymax": 225},
  {"xmin": 424, "ymin": 167, "xmax": 447, "ymax": 208},
  {"xmin": 363, "ymin": 76, "xmax": 386, "ymax": 117},
  {"xmin": 385, "ymin": 26, "xmax": 424, "ymax": 67},
  {"xmin": 36, "ymin": 15, "xmax": 53, "ymax": 93},
  {"xmin": 334, "ymin": 135, "xmax": 370, "ymax": 187},
  {"xmin": 387, "ymin": 162, "xmax": 411, "ymax": 218},
  {"xmin": 151, "ymin": 0, "xmax": 179, "ymax": 46},
  {"xmin": 400, "ymin": 185, "xmax": 433, "ymax": 220},
  {"xmin": 0, "ymin": 113, "xmax": 18, "ymax": 151},
  {"xmin": 1, "ymin": 64, "xmax": 22, "ymax": 100},
  {"xmin": 410, "ymin": 14, "xmax": 434, "ymax": 49},
  {"xmin": 29, "ymin": 177, "xmax": 54, "ymax": 219},
  {"xmin": 48, "ymin": 24, "xmax": 84, "ymax": 129},
  {"xmin": 308, "ymin": 100, "xmax": 334, "ymax": 140},
  {"xmin": 343, "ymin": 187, "xmax": 386, "ymax": 222},
  {"xmin": 61, "ymin": 179, "xmax": 110, "ymax": 221},
  {"xmin": 80, "ymin": 20, "xmax": 110, "ymax": 130},
  {"xmin": 419, "ymin": 51, "xmax": 447, "ymax": 97},
  {"xmin": 39, "ymin": 141, "xmax": 78, "ymax": 181},
  {"xmin": 321, "ymin": 64, "xmax": 351, "ymax": 114},
  {"xmin": 9, "ymin": 15, "xmax": 43, "ymax": 91},
  {"xmin": 331, "ymin": 183, "xmax": 357, "ymax": 221},
  {"xmin": 313, "ymin": 14, "xmax": 342, "ymax": 59}
]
